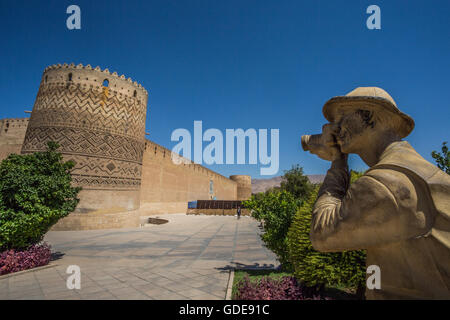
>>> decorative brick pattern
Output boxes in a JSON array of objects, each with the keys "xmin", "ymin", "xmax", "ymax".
[{"xmin": 21, "ymin": 64, "xmax": 148, "ymax": 209}]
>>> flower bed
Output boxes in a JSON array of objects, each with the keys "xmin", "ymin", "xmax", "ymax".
[
  {"xmin": 0, "ymin": 242, "xmax": 52, "ymax": 276},
  {"xmin": 233, "ymin": 274, "xmax": 331, "ymax": 300}
]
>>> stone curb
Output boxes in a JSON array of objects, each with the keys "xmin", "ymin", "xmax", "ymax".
[
  {"xmin": 225, "ymin": 269, "xmax": 235, "ymax": 300},
  {"xmin": 0, "ymin": 263, "xmax": 57, "ymax": 280}
]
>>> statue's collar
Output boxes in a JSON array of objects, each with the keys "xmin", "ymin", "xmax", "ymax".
[{"xmin": 378, "ymin": 140, "xmax": 412, "ymax": 161}]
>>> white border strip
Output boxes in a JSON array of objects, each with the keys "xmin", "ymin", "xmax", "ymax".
[
  {"xmin": 0, "ymin": 263, "xmax": 57, "ymax": 280},
  {"xmin": 225, "ymin": 269, "xmax": 235, "ymax": 300}
]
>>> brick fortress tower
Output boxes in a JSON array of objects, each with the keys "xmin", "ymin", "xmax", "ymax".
[
  {"xmin": 21, "ymin": 63, "xmax": 148, "ymax": 223},
  {"xmin": 229, "ymin": 175, "xmax": 252, "ymax": 200}
]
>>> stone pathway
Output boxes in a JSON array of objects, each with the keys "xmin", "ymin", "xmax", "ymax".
[{"xmin": 0, "ymin": 214, "xmax": 278, "ymax": 300}]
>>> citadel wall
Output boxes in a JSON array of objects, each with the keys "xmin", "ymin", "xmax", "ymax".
[
  {"xmin": 0, "ymin": 118, "xmax": 29, "ymax": 161},
  {"xmin": 139, "ymin": 140, "xmax": 237, "ymax": 214},
  {"xmin": 0, "ymin": 63, "xmax": 251, "ymax": 230}
]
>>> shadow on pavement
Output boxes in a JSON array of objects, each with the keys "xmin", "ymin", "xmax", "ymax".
[
  {"xmin": 215, "ymin": 261, "xmax": 277, "ymax": 271},
  {"xmin": 50, "ymin": 251, "xmax": 65, "ymax": 261}
]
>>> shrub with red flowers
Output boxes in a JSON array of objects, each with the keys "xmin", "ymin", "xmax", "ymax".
[
  {"xmin": 0, "ymin": 242, "xmax": 52, "ymax": 276},
  {"xmin": 233, "ymin": 275, "xmax": 331, "ymax": 300}
]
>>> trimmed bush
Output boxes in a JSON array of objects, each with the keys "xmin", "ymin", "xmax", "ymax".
[
  {"xmin": 244, "ymin": 190, "xmax": 300, "ymax": 270},
  {"xmin": 0, "ymin": 142, "xmax": 81, "ymax": 250},
  {"xmin": 0, "ymin": 242, "xmax": 52, "ymax": 275},
  {"xmin": 233, "ymin": 274, "xmax": 331, "ymax": 300},
  {"xmin": 286, "ymin": 171, "xmax": 366, "ymax": 292}
]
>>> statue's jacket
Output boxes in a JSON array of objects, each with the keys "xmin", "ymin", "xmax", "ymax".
[{"xmin": 310, "ymin": 141, "xmax": 450, "ymax": 299}]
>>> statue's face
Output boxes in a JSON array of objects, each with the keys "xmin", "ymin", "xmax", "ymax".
[{"xmin": 335, "ymin": 110, "xmax": 372, "ymax": 154}]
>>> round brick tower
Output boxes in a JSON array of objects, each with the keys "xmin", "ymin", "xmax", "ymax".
[
  {"xmin": 230, "ymin": 175, "xmax": 252, "ymax": 200},
  {"xmin": 21, "ymin": 63, "xmax": 148, "ymax": 219}
]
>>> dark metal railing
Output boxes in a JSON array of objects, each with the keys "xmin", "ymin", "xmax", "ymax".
[{"xmin": 188, "ymin": 200, "xmax": 245, "ymax": 210}]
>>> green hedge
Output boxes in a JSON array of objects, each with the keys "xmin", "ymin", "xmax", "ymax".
[
  {"xmin": 244, "ymin": 190, "xmax": 300, "ymax": 270},
  {"xmin": 286, "ymin": 171, "xmax": 366, "ymax": 290}
]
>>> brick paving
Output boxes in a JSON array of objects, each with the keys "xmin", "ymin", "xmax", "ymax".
[{"xmin": 0, "ymin": 214, "xmax": 278, "ymax": 300}]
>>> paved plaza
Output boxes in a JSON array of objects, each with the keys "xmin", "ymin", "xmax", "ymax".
[{"xmin": 0, "ymin": 214, "xmax": 278, "ymax": 300}]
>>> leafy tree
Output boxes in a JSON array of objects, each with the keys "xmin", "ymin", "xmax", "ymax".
[
  {"xmin": 0, "ymin": 142, "xmax": 81, "ymax": 250},
  {"xmin": 350, "ymin": 169, "xmax": 365, "ymax": 183},
  {"xmin": 286, "ymin": 172, "xmax": 366, "ymax": 296},
  {"xmin": 280, "ymin": 165, "xmax": 313, "ymax": 201},
  {"xmin": 251, "ymin": 186, "xmax": 280, "ymax": 202},
  {"xmin": 244, "ymin": 190, "xmax": 300, "ymax": 271},
  {"xmin": 431, "ymin": 142, "xmax": 450, "ymax": 174}
]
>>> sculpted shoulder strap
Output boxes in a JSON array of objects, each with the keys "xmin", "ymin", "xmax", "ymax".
[{"xmin": 367, "ymin": 142, "xmax": 450, "ymax": 249}]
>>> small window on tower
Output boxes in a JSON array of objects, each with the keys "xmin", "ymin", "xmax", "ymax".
[
  {"xmin": 68, "ymin": 73, "xmax": 73, "ymax": 81},
  {"xmin": 133, "ymin": 90, "xmax": 137, "ymax": 97},
  {"xmin": 103, "ymin": 79, "xmax": 109, "ymax": 87}
]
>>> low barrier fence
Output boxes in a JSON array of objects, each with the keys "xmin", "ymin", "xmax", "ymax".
[{"xmin": 187, "ymin": 200, "xmax": 250, "ymax": 216}]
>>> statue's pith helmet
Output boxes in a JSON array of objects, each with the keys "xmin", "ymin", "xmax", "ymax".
[{"xmin": 322, "ymin": 87, "xmax": 415, "ymax": 138}]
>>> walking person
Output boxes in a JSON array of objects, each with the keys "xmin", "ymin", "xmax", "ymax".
[{"xmin": 237, "ymin": 205, "xmax": 241, "ymax": 220}]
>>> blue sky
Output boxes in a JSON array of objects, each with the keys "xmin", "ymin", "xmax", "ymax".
[{"xmin": 0, "ymin": 0, "xmax": 449, "ymax": 178}]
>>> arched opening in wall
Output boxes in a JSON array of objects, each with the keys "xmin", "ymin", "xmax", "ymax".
[
  {"xmin": 102, "ymin": 79, "xmax": 109, "ymax": 87},
  {"xmin": 133, "ymin": 90, "xmax": 137, "ymax": 97},
  {"xmin": 68, "ymin": 73, "xmax": 73, "ymax": 81},
  {"xmin": 45, "ymin": 75, "xmax": 48, "ymax": 83}
]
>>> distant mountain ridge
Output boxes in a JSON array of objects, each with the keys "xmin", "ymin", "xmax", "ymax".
[{"xmin": 251, "ymin": 175, "xmax": 325, "ymax": 194}]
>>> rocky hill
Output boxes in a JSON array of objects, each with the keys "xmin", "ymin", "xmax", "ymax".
[{"xmin": 251, "ymin": 175, "xmax": 325, "ymax": 194}]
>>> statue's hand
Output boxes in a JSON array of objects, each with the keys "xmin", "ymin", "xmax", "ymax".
[{"xmin": 314, "ymin": 123, "xmax": 346, "ymax": 162}]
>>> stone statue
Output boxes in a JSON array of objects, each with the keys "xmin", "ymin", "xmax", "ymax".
[{"xmin": 302, "ymin": 87, "xmax": 450, "ymax": 299}]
